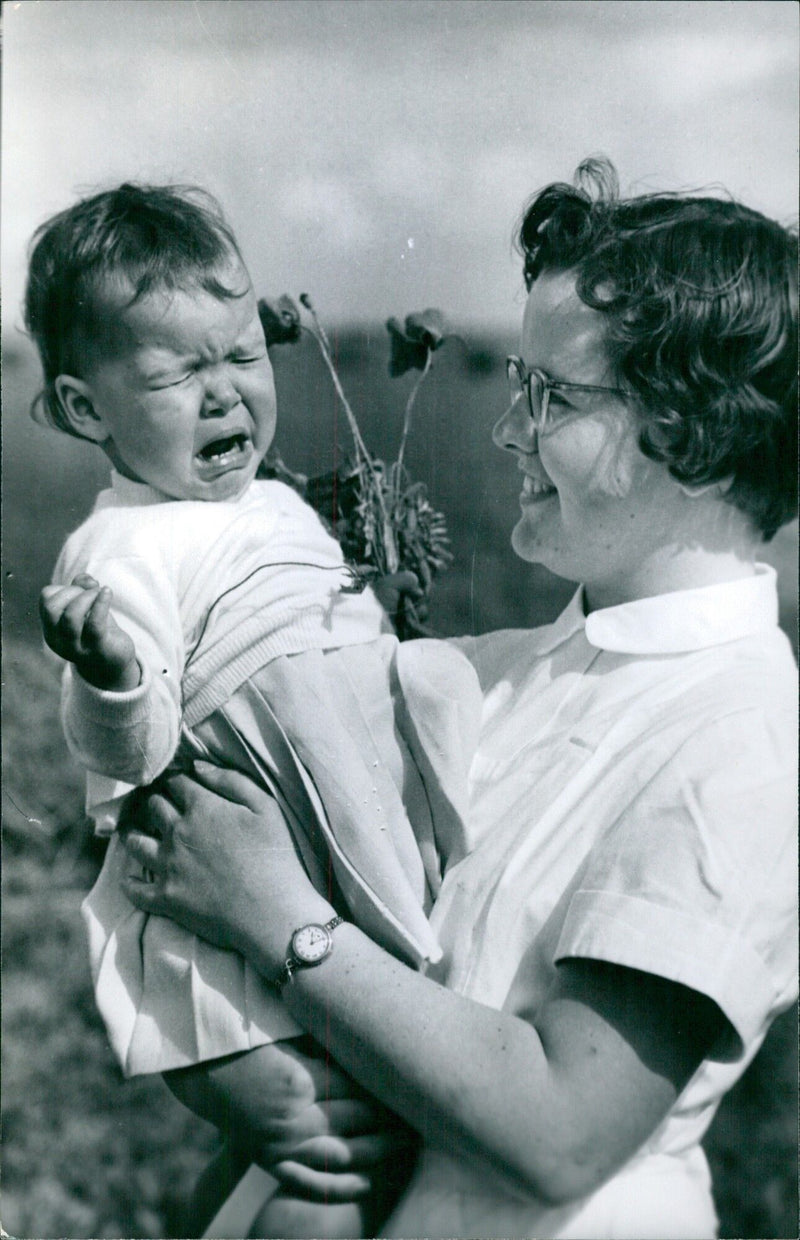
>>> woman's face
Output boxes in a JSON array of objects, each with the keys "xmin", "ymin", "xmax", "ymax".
[{"xmin": 492, "ymin": 270, "xmax": 682, "ymax": 607}]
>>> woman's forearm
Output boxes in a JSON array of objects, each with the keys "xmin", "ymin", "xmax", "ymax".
[
  {"xmin": 253, "ymin": 922, "xmax": 686, "ymax": 1207},
  {"xmin": 120, "ymin": 769, "xmax": 705, "ymax": 1208},
  {"xmin": 277, "ymin": 925, "xmax": 559, "ymax": 1200}
]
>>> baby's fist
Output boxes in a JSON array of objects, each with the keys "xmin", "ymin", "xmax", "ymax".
[{"xmin": 39, "ymin": 575, "xmax": 140, "ymax": 691}]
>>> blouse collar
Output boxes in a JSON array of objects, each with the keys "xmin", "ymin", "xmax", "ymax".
[
  {"xmin": 530, "ymin": 566, "xmax": 779, "ymax": 657},
  {"xmin": 584, "ymin": 566, "xmax": 779, "ymax": 654}
]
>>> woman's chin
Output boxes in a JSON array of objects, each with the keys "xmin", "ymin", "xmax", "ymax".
[{"xmin": 510, "ymin": 511, "xmax": 554, "ymax": 565}]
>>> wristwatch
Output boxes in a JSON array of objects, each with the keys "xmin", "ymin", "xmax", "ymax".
[{"xmin": 275, "ymin": 915, "xmax": 346, "ymax": 989}]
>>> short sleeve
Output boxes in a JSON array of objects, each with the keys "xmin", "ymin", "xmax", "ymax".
[{"xmin": 555, "ymin": 706, "xmax": 798, "ymax": 1051}]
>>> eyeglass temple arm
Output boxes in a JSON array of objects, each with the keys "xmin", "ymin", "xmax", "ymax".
[{"xmin": 553, "ymin": 379, "xmax": 624, "ymax": 395}]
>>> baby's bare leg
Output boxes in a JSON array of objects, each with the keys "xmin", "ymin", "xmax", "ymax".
[
  {"xmin": 248, "ymin": 1191, "xmax": 365, "ymax": 1239},
  {"xmin": 164, "ymin": 1038, "xmax": 414, "ymax": 1238},
  {"xmin": 172, "ymin": 1140, "xmax": 252, "ymax": 1238}
]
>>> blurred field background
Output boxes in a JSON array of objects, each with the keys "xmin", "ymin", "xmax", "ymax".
[{"xmin": 2, "ymin": 328, "xmax": 797, "ymax": 1239}]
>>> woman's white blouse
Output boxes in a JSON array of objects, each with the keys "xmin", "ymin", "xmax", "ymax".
[{"xmin": 386, "ymin": 565, "xmax": 797, "ymax": 1240}]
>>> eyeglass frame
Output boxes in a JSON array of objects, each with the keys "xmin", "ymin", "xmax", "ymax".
[{"xmin": 506, "ymin": 355, "xmax": 626, "ymax": 434}]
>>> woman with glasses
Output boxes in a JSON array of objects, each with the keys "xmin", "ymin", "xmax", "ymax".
[{"xmin": 120, "ymin": 160, "xmax": 797, "ymax": 1239}]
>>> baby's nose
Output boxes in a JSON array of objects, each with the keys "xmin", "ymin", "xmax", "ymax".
[{"xmin": 201, "ymin": 368, "xmax": 239, "ymax": 416}]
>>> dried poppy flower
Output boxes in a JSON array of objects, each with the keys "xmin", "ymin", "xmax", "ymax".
[
  {"xmin": 386, "ymin": 310, "xmax": 447, "ymax": 376},
  {"xmin": 403, "ymin": 309, "xmax": 446, "ymax": 350},
  {"xmin": 258, "ymin": 295, "xmax": 302, "ymax": 346}
]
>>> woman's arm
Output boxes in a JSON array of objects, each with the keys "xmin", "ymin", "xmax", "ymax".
[
  {"xmin": 122, "ymin": 765, "xmax": 724, "ymax": 1207},
  {"xmin": 265, "ymin": 930, "xmax": 720, "ymax": 1205}
]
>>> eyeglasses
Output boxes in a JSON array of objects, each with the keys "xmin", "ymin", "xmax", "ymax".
[{"xmin": 506, "ymin": 356, "xmax": 626, "ymax": 434}]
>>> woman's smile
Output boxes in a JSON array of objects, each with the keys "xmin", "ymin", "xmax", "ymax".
[{"xmin": 519, "ymin": 468, "xmax": 558, "ymax": 506}]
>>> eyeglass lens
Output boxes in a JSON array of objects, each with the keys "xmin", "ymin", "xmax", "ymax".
[
  {"xmin": 528, "ymin": 371, "xmax": 546, "ymax": 427},
  {"xmin": 507, "ymin": 359, "xmax": 524, "ymax": 404},
  {"xmin": 507, "ymin": 360, "xmax": 547, "ymax": 429}
]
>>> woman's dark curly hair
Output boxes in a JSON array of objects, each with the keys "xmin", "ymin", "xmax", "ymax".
[
  {"xmin": 518, "ymin": 159, "xmax": 798, "ymax": 540},
  {"xmin": 24, "ymin": 183, "xmax": 247, "ymax": 437}
]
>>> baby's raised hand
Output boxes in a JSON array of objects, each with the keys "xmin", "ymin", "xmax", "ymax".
[{"xmin": 39, "ymin": 574, "xmax": 140, "ymax": 691}]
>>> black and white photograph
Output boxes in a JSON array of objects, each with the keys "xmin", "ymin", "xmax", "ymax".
[{"xmin": 2, "ymin": 2, "xmax": 798, "ymax": 1237}]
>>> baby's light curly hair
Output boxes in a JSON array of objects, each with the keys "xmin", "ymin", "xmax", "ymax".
[{"xmin": 24, "ymin": 182, "xmax": 248, "ymax": 437}]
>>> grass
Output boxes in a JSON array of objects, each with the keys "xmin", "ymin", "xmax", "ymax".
[
  {"xmin": 2, "ymin": 640, "xmax": 219, "ymax": 1239},
  {"xmin": 2, "ymin": 332, "xmax": 797, "ymax": 1238}
]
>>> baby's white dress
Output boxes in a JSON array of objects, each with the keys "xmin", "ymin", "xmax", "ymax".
[{"xmin": 53, "ymin": 471, "xmax": 481, "ymax": 1075}]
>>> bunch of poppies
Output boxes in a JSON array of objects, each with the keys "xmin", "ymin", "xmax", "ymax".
[{"xmin": 258, "ymin": 295, "xmax": 454, "ymax": 638}]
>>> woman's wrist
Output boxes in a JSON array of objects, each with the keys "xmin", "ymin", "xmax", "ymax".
[
  {"xmin": 275, "ymin": 920, "xmax": 366, "ymax": 1025},
  {"xmin": 239, "ymin": 893, "xmax": 339, "ymax": 985}
]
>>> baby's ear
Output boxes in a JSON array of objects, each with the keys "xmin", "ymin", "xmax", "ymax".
[{"xmin": 54, "ymin": 375, "xmax": 110, "ymax": 443}]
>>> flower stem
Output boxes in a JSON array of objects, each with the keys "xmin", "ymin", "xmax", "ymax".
[
  {"xmin": 395, "ymin": 348, "xmax": 432, "ymax": 492},
  {"xmin": 301, "ymin": 298, "xmax": 398, "ymax": 572},
  {"xmin": 299, "ymin": 315, "xmax": 370, "ymax": 467}
]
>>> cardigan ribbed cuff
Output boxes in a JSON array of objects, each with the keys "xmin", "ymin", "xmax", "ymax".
[{"xmin": 66, "ymin": 661, "xmax": 155, "ymax": 726}]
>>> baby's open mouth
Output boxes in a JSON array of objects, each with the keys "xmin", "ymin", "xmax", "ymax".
[{"xmin": 197, "ymin": 433, "xmax": 249, "ymax": 463}]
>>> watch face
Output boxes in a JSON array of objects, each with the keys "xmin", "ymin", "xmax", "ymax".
[{"xmin": 292, "ymin": 924, "xmax": 332, "ymax": 964}]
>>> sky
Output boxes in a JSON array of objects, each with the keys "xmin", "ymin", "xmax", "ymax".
[{"xmin": 2, "ymin": 0, "xmax": 798, "ymax": 334}]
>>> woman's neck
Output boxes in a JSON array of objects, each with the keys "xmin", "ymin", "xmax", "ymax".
[
  {"xmin": 584, "ymin": 490, "xmax": 762, "ymax": 613},
  {"xmin": 585, "ymin": 539, "xmax": 759, "ymax": 614}
]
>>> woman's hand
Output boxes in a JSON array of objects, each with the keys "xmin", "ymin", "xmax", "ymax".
[
  {"xmin": 372, "ymin": 571, "xmax": 423, "ymax": 621},
  {"xmin": 119, "ymin": 763, "xmax": 335, "ymax": 976},
  {"xmin": 372, "ymin": 571, "xmax": 435, "ymax": 639}
]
